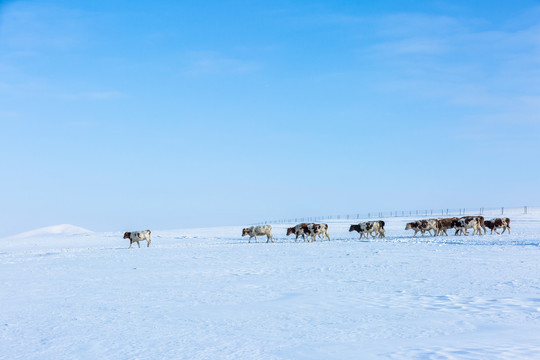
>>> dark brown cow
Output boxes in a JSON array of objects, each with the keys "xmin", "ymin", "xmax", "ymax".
[{"xmin": 437, "ymin": 217, "xmax": 458, "ymax": 236}]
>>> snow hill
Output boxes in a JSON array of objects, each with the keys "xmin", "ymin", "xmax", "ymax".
[
  {"xmin": 9, "ymin": 224, "xmax": 94, "ymax": 238},
  {"xmin": 1, "ymin": 209, "xmax": 540, "ymax": 359}
]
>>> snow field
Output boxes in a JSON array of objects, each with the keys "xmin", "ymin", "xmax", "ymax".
[{"xmin": 1, "ymin": 211, "xmax": 540, "ymax": 359}]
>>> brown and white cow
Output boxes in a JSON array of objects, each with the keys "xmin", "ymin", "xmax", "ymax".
[
  {"xmin": 484, "ymin": 218, "xmax": 511, "ymax": 234},
  {"xmin": 242, "ymin": 225, "xmax": 274, "ymax": 243},
  {"xmin": 405, "ymin": 220, "xmax": 437, "ymax": 237},
  {"xmin": 311, "ymin": 223, "xmax": 331, "ymax": 241},
  {"xmin": 451, "ymin": 217, "xmax": 483, "ymax": 236},
  {"xmin": 287, "ymin": 223, "xmax": 309, "ymax": 242},
  {"xmin": 368, "ymin": 220, "xmax": 385, "ymax": 238},
  {"xmin": 124, "ymin": 230, "xmax": 151, "ymax": 248},
  {"xmin": 436, "ymin": 217, "xmax": 458, "ymax": 236}
]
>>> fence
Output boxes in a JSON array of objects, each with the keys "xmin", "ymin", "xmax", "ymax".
[{"xmin": 256, "ymin": 206, "xmax": 533, "ymax": 225}]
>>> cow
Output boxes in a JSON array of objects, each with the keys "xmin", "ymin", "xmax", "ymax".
[
  {"xmin": 450, "ymin": 217, "xmax": 483, "ymax": 236},
  {"xmin": 484, "ymin": 218, "xmax": 511, "ymax": 234},
  {"xmin": 425, "ymin": 219, "xmax": 440, "ymax": 236},
  {"xmin": 452, "ymin": 216, "xmax": 485, "ymax": 235},
  {"xmin": 309, "ymin": 223, "xmax": 331, "ymax": 241},
  {"xmin": 124, "ymin": 230, "xmax": 151, "ymax": 248},
  {"xmin": 349, "ymin": 222, "xmax": 373, "ymax": 239},
  {"xmin": 242, "ymin": 225, "xmax": 274, "ymax": 243},
  {"xmin": 287, "ymin": 223, "xmax": 309, "ymax": 242},
  {"xmin": 349, "ymin": 221, "xmax": 384, "ymax": 239},
  {"xmin": 405, "ymin": 220, "xmax": 436, "ymax": 237},
  {"xmin": 436, "ymin": 217, "xmax": 458, "ymax": 236},
  {"xmin": 368, "ymin": 220, "xmax": 385, "ymax": 238}
]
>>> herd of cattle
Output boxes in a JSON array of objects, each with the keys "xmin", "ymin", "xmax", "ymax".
[
  {"xmin": 239, "ymin": 216, "xmax": 511, "ymax": 244},
  {"xmin": 123, "ymin": 217, "xmax": 511, "ymax": 247},
  {"xmin": 405, "ymin": 216, "xmax": 511, "ymax": 237}
]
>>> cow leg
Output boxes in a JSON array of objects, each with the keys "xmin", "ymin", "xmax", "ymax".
[
  {"xmin": 494, "ymin": 229, "xmax": 500, "ymax": 235},
  {"xmin": 507, "ymin": 226, "xmax": 511, "ymax": 234},
  {"xmin": 129, "ymin": 241, "xmax": 132, "ymax": 249},
  {"xmin": 137, "ymin": 240, "xmax": 141, "ymax": 248},
  {"xmin": 254, "ymin": 236, "xmax": 258, "ymax": 243},
  {"xmin": 500, "ymin": 227, "xmax": 506, "ymax": 234}
]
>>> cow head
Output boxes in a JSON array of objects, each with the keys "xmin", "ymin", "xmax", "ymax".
[
  {"xmin": 286, "ymin": 227, "xmax": 294, "ymax": 236},
  {"xmin": 241, "ymin": 228, "xmax": 249, "ymax": 236},
  {"xmin": 123, "ymin": 232, "xmax": 131, "ymax": 239},
  {"xmin": 348, "ymin": 225, "xmax": 355, "ymax": 232},
  {"xmin": 405, "ymin": 223, "xmax": 413, "ymax": 230}
]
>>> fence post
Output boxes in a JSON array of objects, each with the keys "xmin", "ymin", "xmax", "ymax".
[
  {"xmin": 501, "ymin": 207, "xmax": 504, "ymax": 215},
  {"xmin": 525, "ymin": 206, "xmax": 527, "ymax": 214}
]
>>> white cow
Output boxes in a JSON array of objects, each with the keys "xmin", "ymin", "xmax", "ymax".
[
  {"xmin": 242, "ymin": 225, "xmax": 274, "ymax": 243},
  {"xmin": 124, "ymin": 230, "xmax": 151, "ymax": 248}
]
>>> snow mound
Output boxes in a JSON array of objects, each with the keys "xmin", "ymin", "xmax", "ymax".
[{"xmin": 9, "ymin": 224, "xmax": 94, "ymax": 239}]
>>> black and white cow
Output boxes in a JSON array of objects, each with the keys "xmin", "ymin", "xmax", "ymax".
[
  {"xmin": 450, "ymin": 217, "xmax": 483, "ymax": 236},
  {"xmin": 349, "ymin": 221, "xmax": 385, "ymax": 239},
  {"xmin": 349, "ymin": 222, "xmax": 373, "ymax": 239}
]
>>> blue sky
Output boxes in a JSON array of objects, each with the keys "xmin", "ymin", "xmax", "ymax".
[{"xmin": 1, "ymin": 0, "xmax": 539, "ymax": 235}]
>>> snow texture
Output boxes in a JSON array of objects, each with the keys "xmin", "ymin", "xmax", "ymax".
[{"xmin": 1, "ymin": 208, "xmax": 540, "ymax": 359}]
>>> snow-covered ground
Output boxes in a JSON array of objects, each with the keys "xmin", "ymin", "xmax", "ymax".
[{"xmin": 1, "ymin": 209, "xmax": 540, "ymax": 359}]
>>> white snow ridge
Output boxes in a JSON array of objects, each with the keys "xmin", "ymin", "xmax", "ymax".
[{"xmin": 10, "ymin": 224, "xmax": 94, "ymax": 239}]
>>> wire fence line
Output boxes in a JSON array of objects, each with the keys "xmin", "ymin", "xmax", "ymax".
[{"xmin": 255, "ymin": 206, "xmax": 533, "ymax": 226}]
